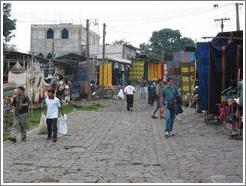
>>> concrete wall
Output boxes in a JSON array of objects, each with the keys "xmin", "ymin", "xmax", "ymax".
[
  {"xmin": 31, "ymin": 24, "xmax": 100, "ymax": 58},
  {"xmin": 90, "ymin": 44, "xmax": 123, "ymax": 58},
  {"xmin": 90, "ymin": 44, "xmax": 136, "ymax": 59},
  {"xmin": 123, "ymin": 46, "xmax": 136, "ymax": 59}
]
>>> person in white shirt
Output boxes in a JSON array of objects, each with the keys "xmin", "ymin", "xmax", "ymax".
[
  {"xmin": 124, "ymin": 81, "xmax": 136, "ymax": 112},
  {"xmin": 43, "ymin": 89, "xmax": 64, "ymax": 142}
]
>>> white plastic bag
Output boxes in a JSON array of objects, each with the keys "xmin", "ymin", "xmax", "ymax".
[
  {"xmin": 117, "ymin": 89, "xmax": 124, "ymax": 99},
  {"xmin": 38, "ymin": 113, "xmax": 47, "ymax": 134},
  {"xmin": 58, "ymin": 114, "xmax": 68, "ymax": 135}
]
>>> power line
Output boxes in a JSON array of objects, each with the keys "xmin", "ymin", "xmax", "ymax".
[{"xmin": 214, "ymin": 17, "xmax": 230, "ymax": 32}]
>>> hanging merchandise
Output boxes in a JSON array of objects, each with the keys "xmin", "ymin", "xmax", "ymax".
[
  {"xmin": 128, "ymin": 60, "xmax": 144, "ymax": 81},
  {"xmin": 196, "ymin": 42, "xmax": 209, "ymax": 111},
  {"xmin": 173, "ymin": 52, "xmax": 195, "ymax": 63},
  {"xmin": 8, "ymin": 61, "xmax": 26, "ymax": 86},
  {"xmin": 148, "ymin": 62, "xmax": 162, "ymax": 80},
  {"xmin": 8, "ymin": 71, "xmax": 27, "ymax": 86},
  {"xmin": 99, "ymin": 62, "xmax": 112, "ymax": 88},
  {"xmin": 181, "ymin": 63, "xmax": 195, "ymax": 95},
  {"xmin": 208, "ymin": 31, "xmax": 243, "ymax": 115},
  {"xmin": 26, "ymin": 55, "xmax": 43, "ymax": 104}
]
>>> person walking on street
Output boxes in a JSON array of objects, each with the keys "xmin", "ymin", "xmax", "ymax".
[
  {"xmin": 148, "ymin": 81, "xmax": 156, "ymax": 106},
  {"xmin": 9, "ymin": 86, "xmax": 30, "ymax": 143},
  {"xmin": 124, "ymin": 81, "xmax": 136, "ymax": 112},
  {"xmin": 140, "ymin": 78, "xmax": 147, "ymax": 99},
  {"xmin": 151, "ymin": 79, "xmax": 164, "ymax": 119},
  {"xmin": 162, "ymin": 77, "xmax": 180, "ymax": 137},
  {"xmin": 43, "ymin": 89, "xmax": 64, "ymax": 142}
]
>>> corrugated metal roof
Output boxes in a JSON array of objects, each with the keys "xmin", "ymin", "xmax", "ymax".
[{"xmin": 96, "ymin": 55, "xmax": 132, "ymax": 64}]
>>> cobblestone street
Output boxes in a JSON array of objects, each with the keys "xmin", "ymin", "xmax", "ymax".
[{"xmin": 3, "ymin": 92, "xmax": 243, "ymax": 183}]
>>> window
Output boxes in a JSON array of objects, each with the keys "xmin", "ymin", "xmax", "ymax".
[
  {"xmin": 62, "ymin": 28, "xmax": 69, "ymax": 39},
  {"xmin": 47, "ymin": 28, "xmax": 54, "ymax": 39}
]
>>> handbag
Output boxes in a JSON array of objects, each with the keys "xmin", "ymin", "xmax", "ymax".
[
  {"xmin": 58, "ymin": 114, "xmax": 68, "ymax": 135},
  {"xmin": 38, "ymin": 113, "xmax": 47, "ymax": 134},
  {"xmin": 167, "ymin": 101, "xmax": 175, "ymax": 110},
  {"xmin": 175, "ymin": 104, "xmax": 183, "ymax": 114}
]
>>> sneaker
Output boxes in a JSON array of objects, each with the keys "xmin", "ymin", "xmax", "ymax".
[
  {"xmin": 46, "ymin": 137, "xmax": 51, "ymax": 141},
  {"xmin": 164, "ymin": 132, "xmax": 169, "ymax": 137},
  {"xmin": 151, "ymin": 115, "xmax": 158, "ymax": 119},
  {"xmin": 160, "ymin": 116, "xmax": 165, "ymax": 119},
  {"xmin": 52, "ymin": 138, "xmax": 57, "ymax": 143},
  {"xmin": 8, "ymin": 137, "xmax": 17, "ymax": 143},
  {"xmin": 130, "ymin": 107, "xmax": 133, "ymax": 112},
  {"xmin": 169, "ymin": 132, "xmax": 175, "ymax": 136}
]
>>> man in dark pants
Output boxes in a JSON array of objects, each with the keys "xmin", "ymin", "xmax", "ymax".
[
  {"xmin": 151, "ymin": 79, "xmax": 164, "ymax": 119},
  {"xmin": 124, "ymin": 81, "xmax": 136, "ymax": 112},
  {"xmin": 43, "ymin": 89, "xmax": 64, "ymax": 142},
  {"xmin": 9, "ymin": 86, "xmax": 30, "ymax": 142}
]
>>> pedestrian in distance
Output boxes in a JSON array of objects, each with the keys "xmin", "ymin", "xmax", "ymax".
[
  {"xmin": 140, "ymin": 78, "xmax": 147, "ymax": 99},
  {"xmin": 43, "ymin": 89, "xmax": 64, "ymax": 142},
  {"xmin": 148, "ymin": 81, "xmax": 156, "ymax": 106},
  {"xmin": 162, "ymin": 77, "xmax": 181, "ymax": 137},
  {"xmin": 8, "ymin": 86, "xmax": 31, "ymax": 143},
  {"xmin": 56, "ymin": 81, "xmax": 65, "ymax": 101},
  {"xmin": 151, "ymin": 79, "xmax": 165, "ymax": 119},
  {"xmin": 124, "ymin": 81, "xmax": 136, "ymax": 112}
]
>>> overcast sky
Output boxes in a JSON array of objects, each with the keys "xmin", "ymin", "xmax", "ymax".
[{"xmin": 3, "ymin": 1, "xmax": 245, "ymax": 53}]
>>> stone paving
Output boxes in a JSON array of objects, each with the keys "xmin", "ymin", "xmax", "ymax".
[{"xmin": 3, "ymin": 91, "xmax": 244, "ymax": 183}]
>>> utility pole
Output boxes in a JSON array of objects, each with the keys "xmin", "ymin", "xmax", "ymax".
[
  {"xmin": 214, "ymin": 17, "xmax": 230, "ymax": 32},
  {"xmin": 102, "ymin": 23, "xmax": 106, "ymax": 63},
  {"xmin": 52, "ymin": 41, "xmax": 55, "ymax": 59},
  {"xmin": 101, "ymin": 23, "xmax": 106, "ymax": 90},
  {"xmin": 86, "ymin": 19, "xmax": 92, "ymax": 99},
  {"xmin": 86, "ymin": 19, "xmax": 90, "ymax": 63},
  {"xmin": 235, "ymin": 3, "xmax": 243, "ymax": 31},
  {"xmin": 201, "ymin": 36, "xmax": 214, "ymax": 39}
]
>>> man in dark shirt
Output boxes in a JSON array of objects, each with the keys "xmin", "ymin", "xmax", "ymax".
[{"xmin": 9, "ymin": 86, "xmax": 30, "ymax": 142}]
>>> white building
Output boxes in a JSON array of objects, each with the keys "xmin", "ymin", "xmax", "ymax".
[
  {"xmin": 90, "ymin": 44, "xmax": 137, "ymax": 60},
  {"xmin": 30, "ymin": 23, "xmax": 100, "ymax": 58}
]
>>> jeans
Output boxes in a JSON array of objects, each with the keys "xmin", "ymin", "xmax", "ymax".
[
  {"xmin": 46, "ymin": 118, "xmax": 58, "ymax": 140},
  {"xmin": 140, "ymin": 87, "xmax": 146, "ymax": 99},
  {"xmin": 164, "ymin": 106, "xmax": 175, "ymax": 132}
]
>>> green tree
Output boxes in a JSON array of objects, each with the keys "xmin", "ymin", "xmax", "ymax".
[
  {"xmin": 112, "ymin": 39, "xmax": 130, "ymax": 45},
  {"xmin": 3, "ymin": 3, "xmax": 16, "ymax": 43},
  {"xmin": 140, "ymin": 28, "xmax": 195, "ymax": 60},
  {"xmin": 179, "ymin": 37, "xmax": 195, "ymax": 50},
  {"xmin": 139, "ymin": 42, "xmax": 150, "ymax": 52},
  {"xmin": 3, "ymin": 43, "xmax": 17, "ymax": 51}
]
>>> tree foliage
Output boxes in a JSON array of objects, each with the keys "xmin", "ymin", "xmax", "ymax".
[
  {"xmin": 140, "ymin": 28, "xmax": 195, "ymax": 60},
  {"xmin": 112, "ymin": 39, "xmax": 129, "ymax": 45},
  {"xmin": 3, "ymin": 3, "xmax": 16, "ymax": 43}
]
